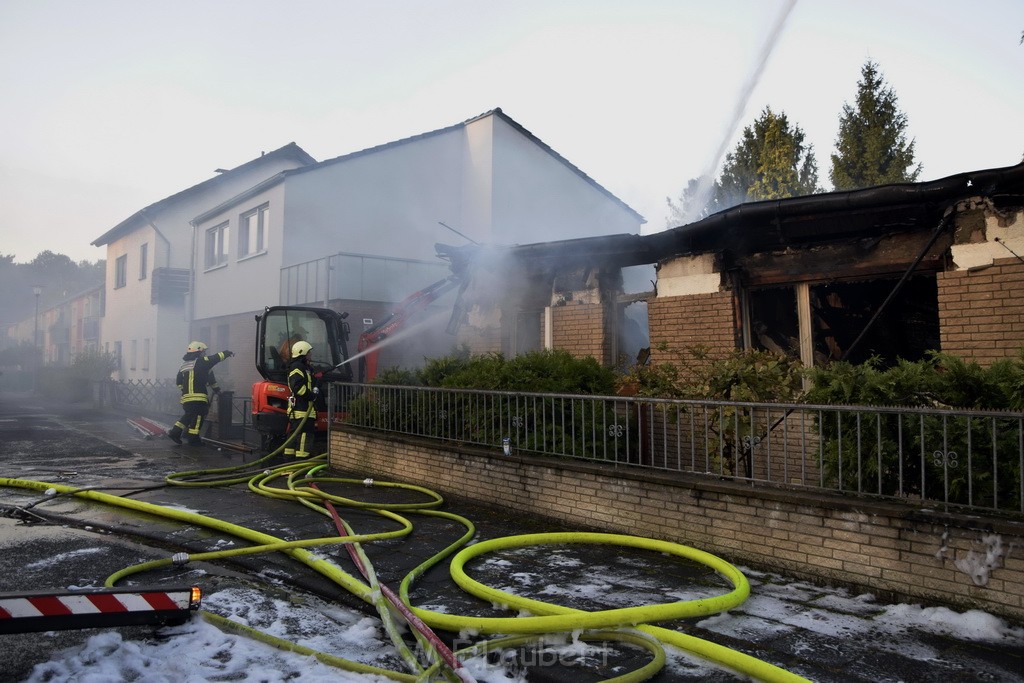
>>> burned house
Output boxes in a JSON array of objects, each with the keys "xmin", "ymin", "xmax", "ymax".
[{"xmin": 446, "ymin": 160, "xmax": 1024, "ymax": 371}]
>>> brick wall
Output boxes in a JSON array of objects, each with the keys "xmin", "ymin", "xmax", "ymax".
[
  {"xmin": 937, "ymin": 258, "xmax": 1024, "ymax": 365},
  {"xmin": 549, "ymin": 303, "xmax": 609, "ymax": 364},
  {"xmin": 330, "ymin": 428, "xmax": 1024, "ymax": 623},
  {"xmin": 647, "ymin": 291, "xmax": 737, "ymax": 372}
]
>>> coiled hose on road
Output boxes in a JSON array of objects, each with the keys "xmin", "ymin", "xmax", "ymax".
[{"xmin": 0, "ymin": 420, "xmax": 810, "ymax": 683}]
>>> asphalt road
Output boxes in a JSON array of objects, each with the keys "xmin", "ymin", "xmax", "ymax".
[{"xmin": 2, "ymin": 393, "xmax": 1023, "ymax": 682}]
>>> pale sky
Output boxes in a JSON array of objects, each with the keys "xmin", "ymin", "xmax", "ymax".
[{"xmin": 1, "ymin": 0, "xmax": 1022, "ymax": 264}]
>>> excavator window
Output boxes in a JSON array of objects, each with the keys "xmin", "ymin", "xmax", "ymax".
[{"xmin": 263, "ymin": 310, "xmax": 329, "ymax": 371}]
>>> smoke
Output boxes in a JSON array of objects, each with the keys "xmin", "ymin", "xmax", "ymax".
[{"xmin": 682, "ymin": 0, "xmax": 799, "ymax": 225}]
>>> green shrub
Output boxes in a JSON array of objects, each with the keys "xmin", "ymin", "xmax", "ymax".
[
  {"xmin": 353, "ymin": 349, "xmax": 620, "ymax": 457},
  {"xmin": 805, "ymin": 351, "xmax": 1024, "ymax": 509},
  {"xmin": 38, "ymin": 348, "xmax": 118, "ymax": 402}
]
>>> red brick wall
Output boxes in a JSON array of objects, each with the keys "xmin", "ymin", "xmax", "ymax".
[
  {"xmin": 937, "ymin": 258, "xmax": 1024, "ymax": 365},
  {"xmin": 647, "ymin": 291, "xmax": 737, "ymax": 368},
  {"xmin": 549, "ymin": 303, "xmax": 608, "ymax": 364}
]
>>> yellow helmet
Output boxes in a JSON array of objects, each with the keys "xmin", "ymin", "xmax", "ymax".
[
  {"xmin": 187, "ymin": 341, "xmax": 208, "ymax": 353},
  {"xmin": 291, "ymin": 340, "xmax": 312, "ymax": 358}
]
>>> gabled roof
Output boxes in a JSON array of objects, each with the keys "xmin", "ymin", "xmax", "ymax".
[
  {"xmin": 91, "ymin": 143, "xmax": 316, "ymax": 246},
  {"xmin": 283, "ymin": 108, "xmax": 645, "ymax": 223}
]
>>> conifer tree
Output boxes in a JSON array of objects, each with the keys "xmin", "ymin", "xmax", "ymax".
[
  {"xmin": 830, "ymin": 60, "xmax": 921, "ymax": 190},
  {"xmin": 666, "ymin": 107, "xmax": 820, "ymax": 225}
]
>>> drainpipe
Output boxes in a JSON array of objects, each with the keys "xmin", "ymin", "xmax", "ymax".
[
  {"xmin": 188, "ymin": 220, "xmax": 197, "ymax": 325},
  {"xmin": 140, "ymin": 209, "xmax": 172, "ymax": 269}
]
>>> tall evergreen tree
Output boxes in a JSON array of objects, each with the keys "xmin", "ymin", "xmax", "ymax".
[
  {"xmin": 666, "ymin": 107, "xmax": 820, "ymax": 226},
  {"xmin": 830, "ymin": 60, "xmax": 921, "ymax": 190}
]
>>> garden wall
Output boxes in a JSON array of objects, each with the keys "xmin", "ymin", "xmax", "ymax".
[{"xmin": 331, "ymin": 427, "xmax": 1024, "ymax": 623}]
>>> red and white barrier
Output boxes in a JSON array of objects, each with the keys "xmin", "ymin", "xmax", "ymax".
[
  {"xmin": 127, "ymin": 416, "xmax": 172, "ymax": 440},
  {"xmin": 0, "ymin": 586, "xmax": 201, "ymax": 633}
]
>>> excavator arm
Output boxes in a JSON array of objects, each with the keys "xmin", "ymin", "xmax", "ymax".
[{"xmin": 356, "ymin": 276, "xmax": 460, "ymax": 382}]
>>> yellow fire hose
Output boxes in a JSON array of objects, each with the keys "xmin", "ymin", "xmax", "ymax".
[{"xmin": 0, "ymin": 448, "xmax": 810, "ymax": 683}]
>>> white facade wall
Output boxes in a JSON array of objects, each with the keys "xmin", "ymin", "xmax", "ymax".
[
  {"xmin": 100, "ymin": 155, "xmax": 309, "ymax": 381},
  {"xmin": 103, "ymin": 223, "xmax": 165, "ymax": 380},
  {"xmin": 461, "ymin": 115, "xmax": 495, "ymax": 240},
  {"xmin": 283, "ymin": 131, "xmax": 467, "ymax": 266},
  {"xmin": 187, "ymin": 112, "xmax": 644, "ymax": 391},
  {"xmin": 490, "ymin": 116, "xmax": 643, "ymax": 244},
  {"xmin": 193, "ymin": 183, "xmax": 287, "ymax": 320}
]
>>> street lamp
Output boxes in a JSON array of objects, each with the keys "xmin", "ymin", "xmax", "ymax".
[
  {"xmin": 33, "ymin": 285, "xmax": 42, "ymax": 352},
  {"xmin": 31, "ymin": 285, "xmax": 42, "ymax": 393}
]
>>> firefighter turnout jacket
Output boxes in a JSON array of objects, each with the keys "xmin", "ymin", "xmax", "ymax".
[
  {"xmin": 176, "ymin": 350, "xmax": 231, "ymax": 404},
  {"xmin": 287, "ymin": 357, "xmax": 317, "ymax": 418}
]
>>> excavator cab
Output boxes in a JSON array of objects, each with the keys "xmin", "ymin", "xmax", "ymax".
[{"xmin": 252, "ymin": 306, "xmax": 352, "ymax": 450}]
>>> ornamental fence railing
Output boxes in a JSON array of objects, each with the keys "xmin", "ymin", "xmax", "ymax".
[{"xmin": 332, "ymin": 382, "xmax": 1024, "ymax": 517}]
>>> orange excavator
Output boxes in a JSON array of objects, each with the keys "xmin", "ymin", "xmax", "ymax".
[{"xmin": 250, "ymin": 276, "xmax": 461, "ymax": 451}]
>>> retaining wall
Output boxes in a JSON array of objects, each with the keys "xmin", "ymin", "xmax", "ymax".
[{"xmin": 330, "ymin": 428, "xmax": 1024, "ymax": 623}]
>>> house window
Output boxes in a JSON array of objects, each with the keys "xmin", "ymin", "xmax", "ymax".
[
  {"xmin": 139, "ymin": 243, "xmax": 148, "ymax": 280},
  {"xmin": 115, "ymin": 255, "xmax": 127, "ymax": 289},
  {"xmin": 240, "ymin": 204, "xmax": 269, "ymax": 258},
  {"xmin": 205, "ymin": 222, "xmax": 229, "ymax": 268},
  {"xmin": 130, "ymin": 339, "xmax": 137, "ymax": 370},
  {"xmin": 142, "ymin": 338, "xmax": 150, "ymax": 371}
]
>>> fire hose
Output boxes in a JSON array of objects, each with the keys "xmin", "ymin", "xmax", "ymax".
[{"xmin": 0, "ymin": 447, "xmax": 811, "ymax": 682}]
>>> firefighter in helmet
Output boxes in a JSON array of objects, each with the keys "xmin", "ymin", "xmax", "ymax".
[
  {"xmin": 286, "ymin": 340, "xmax": 317, "ymax": 458},
  {"xmin": 167, "ymin": 341, "xmax": 234, "ymax": 446}
]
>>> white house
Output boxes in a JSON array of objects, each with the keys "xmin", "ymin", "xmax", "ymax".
[
  {"xmin": 190, "ymin": 109, "xmax": 645, "ymax": 391},
  {"xmin": 91, "ymin": 143, "xmax": 316, "ymax": 381}
]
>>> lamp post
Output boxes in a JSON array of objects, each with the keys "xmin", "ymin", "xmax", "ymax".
[
  {"xmin": 32, "ymin": 286, "xmax": 42, "ymax": 352},
  {"xmin": 31, "ymin": 285, "xmax": 42, "ymax": 393}
]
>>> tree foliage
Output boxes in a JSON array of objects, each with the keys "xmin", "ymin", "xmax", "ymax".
[
  {"xmin": 667, "ymin": 107, "xmax": 821, "ymax": 225},
  {"xmin": 0, "ymin": 251, "xmax": 104, "ymax": 336},
  {"xmin": 830, "ymin": 60, "xmax": 921, "ymax": 190}
]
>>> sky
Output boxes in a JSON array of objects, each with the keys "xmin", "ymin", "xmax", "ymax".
[{"xmin": 1, "ymin": 0, "xmax": 1022, "ymax": 265}]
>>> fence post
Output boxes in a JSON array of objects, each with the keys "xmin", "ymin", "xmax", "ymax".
[{"xmin": 216, "ymin": 391, "xmax": 234, "ymax": 439}]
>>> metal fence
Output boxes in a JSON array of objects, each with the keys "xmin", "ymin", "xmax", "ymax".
[
  {"xmin": 333, "ymin": 382, "xmax": 1024, "ymax": 517},
  {"xmin": 105, "ymin": 381, "xmax": 261, "ymax": 448},
  {"xmin": 105, "ymin": 379, "xmax": 180, "ymax": 415}
]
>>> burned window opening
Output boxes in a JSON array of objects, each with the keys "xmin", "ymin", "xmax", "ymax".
[
  {"xmin": 749, "ymin": 274, "xmax": 940, "ymax": 367},
  {"xmin": 812, "ymin": 276, "xmax": 939, "ymax": 365},
  {"xmin": 506, "ymin": 307, "xmax": 543, "ymax": 355},
  {"xmin": 749, "ymin": 287, "xmax": 800, "ymax": 358},
  {"xmin": 618, "ymin": 300, "xmax": 650, "ymax": 367}
]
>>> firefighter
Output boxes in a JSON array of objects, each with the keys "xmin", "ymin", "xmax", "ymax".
[
  {"xmin": 167, "ymin": 341, "xmax": 234, "ymax": 446},
  {"xmin": 277, "ymin": 325, "xmax": 308, "ymax": 366},
  {"xmin": 286, "ymin": 340, "xmax": 317, "ymax": 458}
]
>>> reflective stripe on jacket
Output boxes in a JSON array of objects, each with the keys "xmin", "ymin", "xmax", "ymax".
[
  {"xmin": 176, "ymin": 351, "xmax": 226, "ymax": 404},
  {"xmin": 287, "ymin": 361, "xmax": 316, "ymax": 418}
]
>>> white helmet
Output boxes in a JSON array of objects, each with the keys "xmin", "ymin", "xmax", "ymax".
[
  {"xmin": 187, "ymin": 341, "xmax": 208, "ymax": 353},
  {"xmin": 291, "ymin": 340, "xmax": 312, "ymax": 358}
]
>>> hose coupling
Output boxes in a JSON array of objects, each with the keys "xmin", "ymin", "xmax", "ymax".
[
  {"xmin": 172, "ymin": 552, "xmax": 190, "ymax": 566},
  {"xmin": 363, "ymin": 478, "xmax": 374, "ymax": 487}
]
